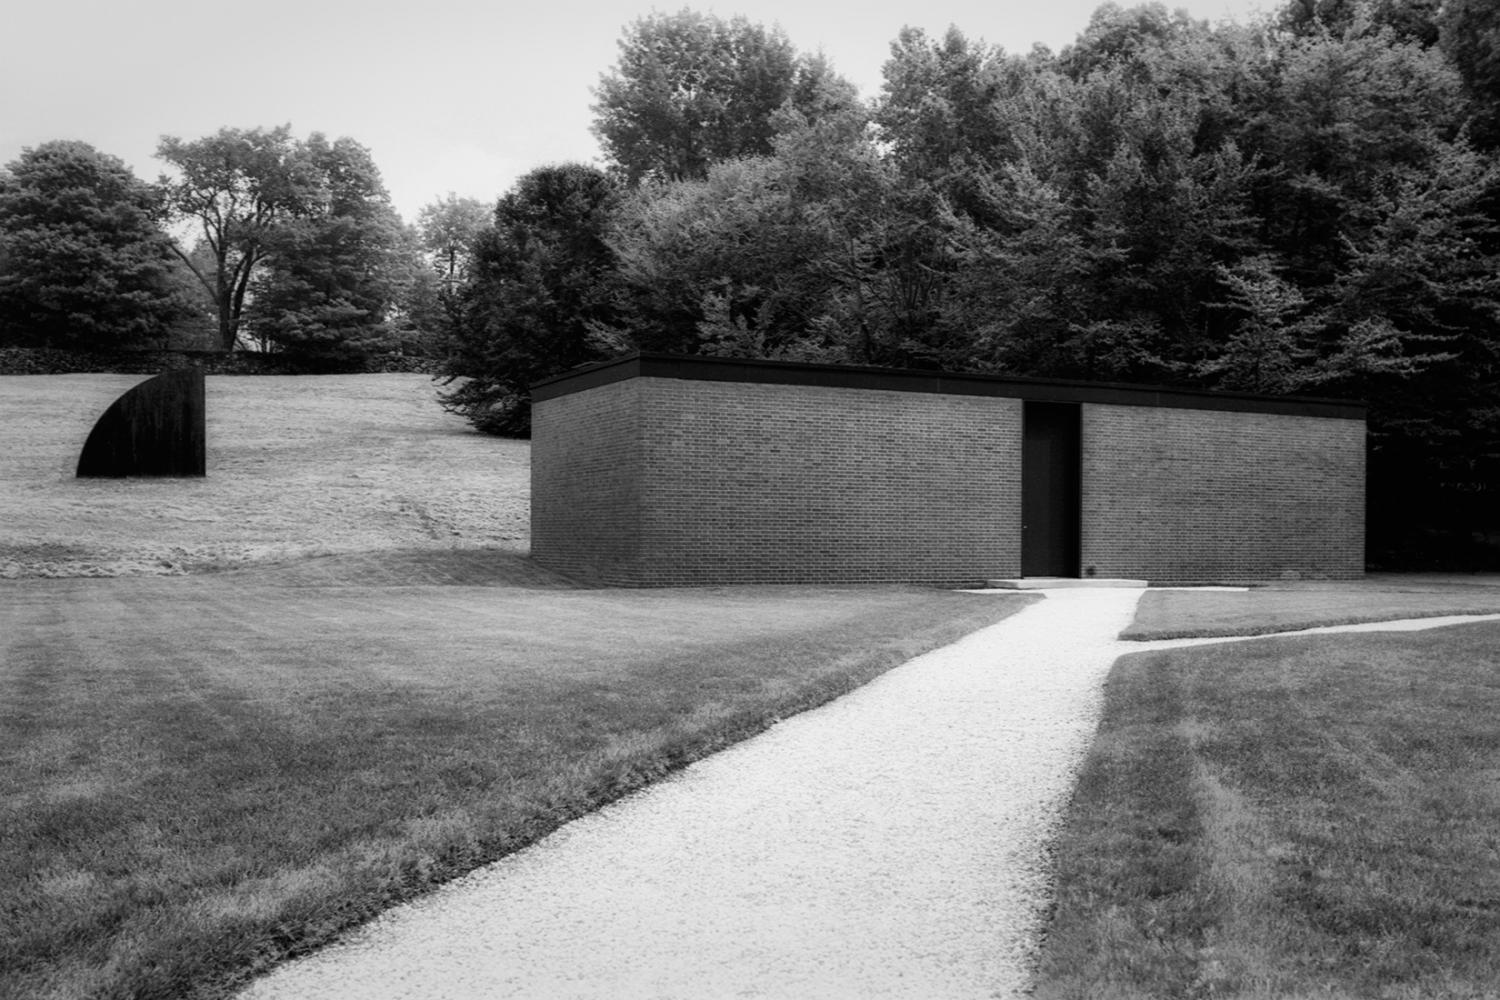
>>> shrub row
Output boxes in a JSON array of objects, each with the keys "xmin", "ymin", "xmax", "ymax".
[{"xmin": 0, "ymin": 347, "xmax": 443, "ymax": 376}]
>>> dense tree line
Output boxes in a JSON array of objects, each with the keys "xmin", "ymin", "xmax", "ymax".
[
  {"xmin": 439, "ymin": 2, "xmax": 1500, "ymax": 567},
  {"xmin": 1, "ymin": 128, "xmax": 465, "ymax": 364}
]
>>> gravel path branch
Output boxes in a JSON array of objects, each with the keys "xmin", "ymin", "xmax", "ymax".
[{"xmin": 239, "ymin": 589, "xmax": 1145, "ymax": 999}]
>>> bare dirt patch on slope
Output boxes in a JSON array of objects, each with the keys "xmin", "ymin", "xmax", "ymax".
[{"xmin": 0, "ymin": 374, "xmax": 529, "ymax": 578}]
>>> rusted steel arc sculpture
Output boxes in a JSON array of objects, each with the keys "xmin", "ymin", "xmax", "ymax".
[{"xmin": 76, "ymin": 369, "xmax": 206, "ymax": 477}]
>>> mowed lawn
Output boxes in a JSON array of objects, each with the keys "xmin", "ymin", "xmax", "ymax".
[
  {"xmin": 1, "ymin": 559, "xmax": 1029, "ymax": 1000},
  {"xmin": 1034, "ymin": 591, "xmax": 1500, "ymax": 998},
  {"xmin": 1127, "ymin": 580, "xmax": 1500, "ymax": 639}
]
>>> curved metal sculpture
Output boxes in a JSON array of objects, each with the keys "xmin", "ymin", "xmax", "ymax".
[{"xmin": 77, "ymin": 369, "xmax": 206, "ymax": 477}]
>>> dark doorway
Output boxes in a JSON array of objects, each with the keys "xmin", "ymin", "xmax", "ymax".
[{"xmin": 1022, "ymin": 402, "xmax": 1081, "ymax": 577}]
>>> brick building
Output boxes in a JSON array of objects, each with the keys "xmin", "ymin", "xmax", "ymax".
[{"xmin": 530, "ymin": 354, "xmax": 1366, "ymax": 586}]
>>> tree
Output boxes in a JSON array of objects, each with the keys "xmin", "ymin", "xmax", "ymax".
[
  {"xmin": 1279, "ymin": 0, "xmax": 1442, "ymax": 46},
  {"xmin": 766, "ymin": 103, "xmax": 929, "ymax": 364},
  {"xmin": 1440, "ymin": 0, "xmax": 1500, "ymax": 148},
  {"xmin": 440, "ymin": 164, "xmax": 620, "ymax": 435},
  {"xmin": 1241, "ymin": 23, "xmax": 1466, "ymax": 292},
  {"xmin": 245, "ymin": 135, "xmax": 417, "ymax": 363},
  {"xmin": 161, "ymin": 249, "xmax": 220, "ymax": 349},
  {"xmin": 610, "ymin": 158, "xmax": 789, "ymax": 356},
  {"xmin": 1193, "ymin": 254, "xmax": 1321, "ymax": 392},
  {"xmin": 592, "ymin": 9, "xmax": 856, "ymax": 184},
  {"xmin": 390, "ymin": 229, "xmax": 448, "ymax": 357},
  {"xmin": 156, "ymin": 125, "xmax": 326, "ymax": 350},
  {"xmin": 605, "ymin": 96, "xmax": 980, "ymax": 369},
  {"xmin": 876, "ymin": 26, "xmax": 1010, "ymax": 176},
  {"xmin": 417, "ymin": 193, "xmax": 489, "ymax": 295},
  {"xmin": 941, "ymin": 68, "xmax": 1262, "ymax": 383},
  {"xmin": 0, "ymin": 141, "xmax": 185, "ymax": 349},
  {"xmin": 1060, "ymin": 2, "xmax": 1215, "ymax": 79}
]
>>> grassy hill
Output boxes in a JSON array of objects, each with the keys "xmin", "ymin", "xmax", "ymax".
[{"xmin": 0, "ymin": 373, "xmax": 529, "ymax": 578}]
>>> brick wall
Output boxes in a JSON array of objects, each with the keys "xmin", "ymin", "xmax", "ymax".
[
  {"xmin": 1081, "ymin": 404, "xmax": 1366, "ymax": 582},
  {"xmin": 636, "ymin": 379, "xmax": 1022, "ymax": 585},
  {"xmin": 533, "ymin": 377, "xmax": 1022, "ymax": 585},
  {"xmin": 530, "ymin": 378, "xmax": 645, "ymax": 583},
  {"xmin": 531, "ymin": 367, "xmax": 1366, "ymax": 586}
]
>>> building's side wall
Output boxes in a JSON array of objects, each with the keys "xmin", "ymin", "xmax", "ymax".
[
  {"xmin": 1081, "ymin": 404, "xmax": 1366, "ymax": 582},
  {"xmin": 530, "ymin": 379, "xmax": 645, "ymax": 584},
  {"xmin": 623, "ymin": 378, "xmax": 1022, "ymax": 585}
]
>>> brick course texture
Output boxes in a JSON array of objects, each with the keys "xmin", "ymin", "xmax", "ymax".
[
  {"xmin": 531, "ymin": 369, "xmax": 1365, "ymax": 586},
  {"xmin": 531, "ymin": 378, "xmax": 645, "ymax": 582},
  {"xmin": 1080, "ymin": 404, "xmax": 1365, "ymax": 583}
]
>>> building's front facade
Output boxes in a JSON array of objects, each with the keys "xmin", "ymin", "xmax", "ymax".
[{"xmin": 530, "ymin": 354, "xmax": 1366, "ymax": 587}]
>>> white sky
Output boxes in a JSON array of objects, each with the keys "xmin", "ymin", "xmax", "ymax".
[{"xmin": 0, "ymin": 0, "xmax": 1273, "ymax": 224}]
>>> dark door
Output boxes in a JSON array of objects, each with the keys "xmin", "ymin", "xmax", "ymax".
[{"xmin": 1022, "ymin": 402, "xmax": 1081, "ymax": 577}]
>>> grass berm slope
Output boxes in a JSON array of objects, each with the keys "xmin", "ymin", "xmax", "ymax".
[{"xmin": 0, "ymin": 373, "xmax": 530, "ymax": 578}]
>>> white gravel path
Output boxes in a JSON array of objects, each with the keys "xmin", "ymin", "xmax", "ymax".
[{"xmin": 236, "ymin": 592, "xmax": 1500, "ymax": 1000}]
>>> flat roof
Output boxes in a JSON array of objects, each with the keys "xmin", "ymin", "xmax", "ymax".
[{"xmin": 531, "ymin": 353, "xmax": 1366, "ymax": 420}]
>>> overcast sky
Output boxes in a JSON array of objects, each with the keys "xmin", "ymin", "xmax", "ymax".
[{"xmin": 1, "ymin": 0, "xmax": 1273, "ymax": 224}]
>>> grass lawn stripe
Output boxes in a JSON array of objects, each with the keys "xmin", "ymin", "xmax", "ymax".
[
  {"xmin": 1032, "ymin": 621, "xmax": 1500, "ymax": 999},
  {"xmin": 0, "ymin": 571, "xmax": 1033, "ymax": 1000},
  {"xmin": 1126, "ymin": 584, "xmax": 1500, "ymax": 640}
]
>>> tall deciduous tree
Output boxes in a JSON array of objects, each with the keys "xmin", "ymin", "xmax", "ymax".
[
  {"xmin": 0, "ymin": 141, "xmax": 184, "ymax": 349},
  {"xmin": 417, "ymin": 193, "xmax": 489, "ymax": 295},
  {"xmin": 1059, "ymin": 2, "xmax": 1215, "ymax": 79},
  {"xmin": 156, "ymin": 125, "xmax": 325, "ymax": 350},
  {"xmin": 876, "ymin": 26, "xmax": 1011, "ymax": 180},
  {"xmin": 440, "ymin": 164, "xmax": 620, "ymax": 435},
  {"xmin": 246, "ymin": 135, "xmax": 416, "ymax": 362},
  {"xmin": 608, "ymin": 157, "xmax": 799, "ymax": 357},
  {"xmin": 606, "ymin": 99, "xmax": 970, "ymax": 369},
  {"xmin": 1440, "ymin": 0, "xmax": 1500, "ymax": 149},
  {"xmin": 1247, "ymin": 20, "xmax": 1463, "ymax": 268},
  {"xmin": 1279, "ymin": 0, "xmax": 1442, "ymax": 46},
  {"xmin": 390, "ymin": 227, "xmax": 448, "ymax": 357},
  {"xmin": 592, "ymin": 9, "xmax": 856, "ymax": 184}
]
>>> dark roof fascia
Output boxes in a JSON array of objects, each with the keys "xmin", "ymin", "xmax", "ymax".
[{"xmin": 530, "ymin": 353, "xmax": 1367, "ymax": 420}]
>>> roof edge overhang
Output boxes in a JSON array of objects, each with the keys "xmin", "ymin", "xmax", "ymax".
[{"xmin": 530, "ymin": 353, "xmax": 1367, "ymax": 420}]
